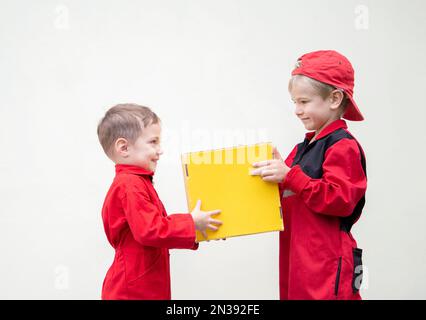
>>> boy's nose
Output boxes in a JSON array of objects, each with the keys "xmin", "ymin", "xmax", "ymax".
[
  {"xmin": 157, "ymin": 146, "xmax": 164, "ymax": 155},
  {"xmin": 295, "ymin": 105, "xmax": 304, "ymax": 116}
]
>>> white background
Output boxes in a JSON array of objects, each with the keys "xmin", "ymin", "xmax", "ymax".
[{"xmin": 0, "ymin": 0, "xmax": 425, "ymax": 299}]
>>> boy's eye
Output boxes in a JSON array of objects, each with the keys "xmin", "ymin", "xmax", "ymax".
[{"xmin": 293, "ymin": 100, "xmax": 309, "ymax": 104}]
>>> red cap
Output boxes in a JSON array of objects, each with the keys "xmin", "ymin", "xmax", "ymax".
[{"xmin": 291, "ymin": 50, "xmax": 364, "ymax": 121}]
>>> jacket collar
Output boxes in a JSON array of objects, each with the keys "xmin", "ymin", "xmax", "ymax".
[
  {"xmin": 115, "ymin": 164, "xmax": 154, "ymax": 177},
  {"xmin": 305, "ymin": 119, "xmax": 348, "ymax": 142}
]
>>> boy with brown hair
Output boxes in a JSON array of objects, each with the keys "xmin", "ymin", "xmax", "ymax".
[{"xmin": 97, "ymin": 103, "xmax": 222, "ymax": 299}]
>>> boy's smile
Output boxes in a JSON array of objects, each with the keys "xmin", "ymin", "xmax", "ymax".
[{"xmin": 125, "ymin": 123, "xmax": 163, "ymax": 171}]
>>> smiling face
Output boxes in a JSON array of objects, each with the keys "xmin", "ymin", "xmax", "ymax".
[
  {"xmin": 289, "ymin": 76, "xmax": 343, "ymax": 135},
  {"xmin": 127, "ymin": 123, "xmax": 163, "ymax": 171},
  {"xmin": 114, "ymin": 122, "xmax": 163, "ymax": 171}
]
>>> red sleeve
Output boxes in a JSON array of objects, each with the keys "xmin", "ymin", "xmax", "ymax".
[
  {"xmin": 120, "ymin": 179, "xmax": 197, "ymax": 249},
  {"xmin": 282, "ymin": 139, "xmax": 367, "ymax": 217},
  {"xmin": 278, "ymin": 145, "xmax": 298, "ymax": 196}
]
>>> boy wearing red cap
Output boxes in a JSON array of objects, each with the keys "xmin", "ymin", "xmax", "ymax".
[
  {"xmin": 252, "ymin": 50, "xmax": 367, "ymax": 299},
  {"xmin": 97, "ymin": 104, "xmax": 222, "ymax": 299}
]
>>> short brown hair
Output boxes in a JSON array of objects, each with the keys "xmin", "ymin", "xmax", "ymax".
[
  {"xmin": 289, "ymin": 75, "xmax": 348, "ymax": 112},
  {"xmin": 97, "ymin": 103, "xmax": 160, "ymax": 157}
]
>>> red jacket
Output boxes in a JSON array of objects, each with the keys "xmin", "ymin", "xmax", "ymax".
[
  {"xmin": 101, "ymin": 164, "xmax": 197, "ymax": 300},
  {"xmin": 279, "ymin": 119, "xmax": 367, "ymax": 300}
]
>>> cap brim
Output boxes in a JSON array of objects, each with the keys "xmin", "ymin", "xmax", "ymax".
[{"xmin": 343, "ymin": 95, "xmax": 364, "ymax": 121}]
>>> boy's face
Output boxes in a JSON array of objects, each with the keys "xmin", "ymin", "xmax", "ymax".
[
  {"xmin": 124, "ymin": 123, "xmax": 163, "ymax": 172},
  {"xmin": 290, "ymin": 77, "xmax": 339, "ymax": 134}
]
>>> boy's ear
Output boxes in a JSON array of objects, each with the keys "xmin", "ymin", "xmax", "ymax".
[
  {"xmin": 115, "ymin": 138, "xmax": 130, "ymax": 158},
  {"xmin": 330, "ymin": 90, "xmax": 345, "ymax": 110}
]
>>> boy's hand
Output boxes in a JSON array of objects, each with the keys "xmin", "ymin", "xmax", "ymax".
[
  {"xmin": 191, "ymin": 200, "xmax": 222, "ymax": 239},
  {"xmin": 250, "ymin": 147, "xmax": 290, "ymax": 183}
]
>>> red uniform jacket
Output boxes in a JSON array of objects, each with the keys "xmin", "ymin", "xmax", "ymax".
[
  {"xmin": 279, "ymin": 119, "xmax": 367, "ymax": 300},
  {"xmin": 101, "ymin": 164, "xmax": 197, "ymax": 300}
]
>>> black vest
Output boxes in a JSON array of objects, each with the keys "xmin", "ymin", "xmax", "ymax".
[{"xmin": 291, "ymin": 128, "xmax": 366, "ymax": 233}]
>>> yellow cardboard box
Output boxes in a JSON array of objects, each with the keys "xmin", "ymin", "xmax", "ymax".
[{"xmin": 181, "ymin": 142, "xmax": 283, "ymax": 241}]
